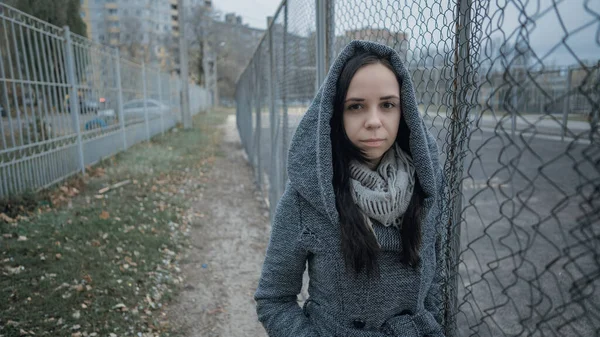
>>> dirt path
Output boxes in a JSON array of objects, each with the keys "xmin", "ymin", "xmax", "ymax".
[{"xmin": 168, "ymin": 114, "xmax": 269, "ymax": 337}]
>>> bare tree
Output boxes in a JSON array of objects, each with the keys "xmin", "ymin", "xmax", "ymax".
[
  {"xmin": 118, "ymin": 15, "xmax": 171, "ymax": 65},
  {"xmin": 118, "ymin": 16, "xmax": 145, "ymax": 60},
  {"xmin": 185, "ymin": 5, "xmax": 220, "ymax": 86}
]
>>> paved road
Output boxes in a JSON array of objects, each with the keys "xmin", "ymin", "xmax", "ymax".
[
  {"xmin": 247, "ymin": 111, "xmax": 598, "ymax": 336},
  {"xmin": 439, "ymin": 126, "xmax": 597, "ymax": 337}
]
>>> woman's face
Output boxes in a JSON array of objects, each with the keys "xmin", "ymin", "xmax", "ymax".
[{"xmin": 343, "ymin": 63, "xmax": 401, "ymax": 169}]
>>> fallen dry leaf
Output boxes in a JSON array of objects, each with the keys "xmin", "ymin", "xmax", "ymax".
[
  {"xmin": 0, "ymin": 213, "xmax": 15, "ymax": 223},
  {"xmin": 207, "ymin": 307, "xmax": 226, "ymax": 315},
  {"xmin": 99, "ymin": 211, "xmax": 110, "ymax": 220},
  {"xmin": 17, "ymin": 236, "xmax": 28, "ymax": 241},
  {"xmin": 5, "ymin": 265, "xmax": 25, "ymax": 275},
  {"xmin": 83, "ymin": 274, "xmax": 93, "ymax": 283}
]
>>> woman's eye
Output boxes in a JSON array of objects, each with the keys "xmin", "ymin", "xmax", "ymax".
[
  {"xmin": 347, "ymin": 104, "xmax": 362, "ymax": 111},
  {"xmin": 382, "ymin": 102, "xmax": 396, "ymax": 109}
]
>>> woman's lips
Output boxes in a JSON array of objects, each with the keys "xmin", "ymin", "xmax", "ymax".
[{"xmin": 360, "ymin": 139, "xmax": 385, "ymax": 147}]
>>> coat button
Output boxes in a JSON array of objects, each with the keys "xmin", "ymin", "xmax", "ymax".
[{"xmin": 353, "ymin": 319, "xmax": 366, "ymax": 329}]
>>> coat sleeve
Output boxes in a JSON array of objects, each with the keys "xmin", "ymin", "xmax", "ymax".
[
  {"xmin": 254, "ymin": 184, "xmax": 319, "ymax": 337},
  {"xmin": 424, "ymin": 166, "xmax": 447, "ymax": 327}
]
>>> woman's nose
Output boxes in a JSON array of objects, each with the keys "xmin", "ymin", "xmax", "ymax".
[{"xmin": 365, "ymin": 110, "xmax": 382, "ymax": 129}]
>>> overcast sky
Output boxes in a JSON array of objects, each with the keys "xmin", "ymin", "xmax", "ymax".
[
  {"xmin": 213, "ymin": 0, "xmax": 281, "ymax": 29},
  {"xmin": 212, "ymin": 0, "xmax": 599, "ymax": 66}
]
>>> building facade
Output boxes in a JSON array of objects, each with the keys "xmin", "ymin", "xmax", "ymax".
[{"xmin": 80, "ymin": 0, "xmax": 212, "ymax": 69}]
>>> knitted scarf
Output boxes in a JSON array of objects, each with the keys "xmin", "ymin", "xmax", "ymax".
[{"xmin": 349, "ymin": 144, "xmax": 416, "ymax": 228}]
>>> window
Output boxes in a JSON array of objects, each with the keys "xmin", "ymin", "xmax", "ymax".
[{"xmin": 108, "ymin": 8, "xmax": 117, "ymax": 15}]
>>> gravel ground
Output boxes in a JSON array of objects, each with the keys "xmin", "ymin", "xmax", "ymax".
[{"xmin": 167, "ymin": 115, "xmax": 270, "ymax": 337}]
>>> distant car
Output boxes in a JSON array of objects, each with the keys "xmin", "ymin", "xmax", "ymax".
[
  {"xmin": 64, "ymin": 91, "xmax": 108, "ymax": 114},
  {"xmin": 121, "ymin": 99, "xmax": 170, "ymax": 121}
]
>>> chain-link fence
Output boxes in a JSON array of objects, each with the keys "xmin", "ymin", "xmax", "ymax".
[
  {"xmin": 235, "ymin": 0, "xmax": 600, "ymax": 336},
  {"xmin": 0, "ymin": 3, "xmax": 210, "ymax": 198}
]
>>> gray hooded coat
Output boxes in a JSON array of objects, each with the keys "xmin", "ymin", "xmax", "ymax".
[{"xmin": 254, "ymin": 40, "xmax": 446, "ymax": 337}]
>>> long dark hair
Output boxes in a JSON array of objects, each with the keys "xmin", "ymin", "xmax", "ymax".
[{"xmin": 330, "ymin": 52, "xmax": 425, "ymax": 276}]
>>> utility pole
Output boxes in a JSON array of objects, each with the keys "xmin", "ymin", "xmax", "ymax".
[{"xmin": 178, "ymin": 0, "xmax": 191, "ymax": 128}]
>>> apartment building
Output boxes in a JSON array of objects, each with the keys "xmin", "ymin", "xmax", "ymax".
[{"xmin": 80, "ymin": 0, "xmax": 212, "ymax": 69}]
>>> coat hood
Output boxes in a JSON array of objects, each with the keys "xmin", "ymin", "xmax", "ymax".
[{"xmin": 287, "ymin": 40, "xmax": 440, "ymax": 226}]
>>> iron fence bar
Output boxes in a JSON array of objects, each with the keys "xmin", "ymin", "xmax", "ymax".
[
  {"xmin": 63, "ymin": 26, "xmax": 84, "ymax": 175},
  {"xmin": 0, "ymin": 19, "xmax": 16, "ymax": 148},
  {"xmin": 0, "ymin": 29, "xmax": 11, "ymax": 150},
  {"xmin": 157, "ymin": 71, "xmax": 164, "ymax": 135},
  {"xmin": 7, "ymin": 20, "xmax": 25, "ymax": 147},
  {"xmin": 114, "ymin": 49, "xmax": 127, "ymax": 150},
  {"xmin": 25, "ymin": 27, "xmax": 41, "ymax": 143},
  {"xmin": 142, "ymin": 62, "xmax": 150, "ymax": 141}
]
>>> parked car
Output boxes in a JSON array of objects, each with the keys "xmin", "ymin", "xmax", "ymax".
[{"xmin": 121, "ymin": 99, "xmax": 170, "ymax": 121}]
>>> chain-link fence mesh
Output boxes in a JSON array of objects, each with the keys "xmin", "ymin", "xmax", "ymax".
[
  {"xmin": 0, "ymin": 3, "xmax": 210, "ymax": 198},
  {"xmin": 236, "ymin": 0, "xmax": 599, "ymax": 336}
]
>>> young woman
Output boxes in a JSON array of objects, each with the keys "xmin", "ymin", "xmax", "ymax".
[{"xmin": 254, "ymin": 40, "xmax": 446, "ymax": 337}]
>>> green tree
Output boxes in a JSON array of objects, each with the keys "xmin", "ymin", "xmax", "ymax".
[{"xmin": 7, "ymin": 0, "xmax": 87, "ymax": 37}]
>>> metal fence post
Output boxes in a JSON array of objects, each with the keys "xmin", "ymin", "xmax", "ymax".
[
  {"xmin": 281, "ymin": 3, "xmax": 289, "ymax": 187},
  {"xmin": 114, "ymin": 49, "xmax": 127, "ymax": 150},
  {"xmin": 157, "ymin": 72, "xmax": 165, "ymax": 135},
  {"xmin": 142, "ymin": 61, "xmax": 150, "ymax": 141},
  {"xmin": 512, "ymin": 85, "xmax": 517, "ymax": 138},
  {"xmin": 63, "ymin": 26, "xmax": 85, "ymax": 175},
  {"xmin": 445, "ymin": 0, "xmax": 473, "ymax": 336},
  {"xmin": 326, "ymin": 0, "xmax": 335, "ymax": 70},
  {"xmin": 561, "ymin": 66, "xmax": 572, "ymax": 141},
  {"xmin": 268, "ymin": 16, "xmax": 280, "ymax": 213},
  {"xmin": 178, "ymin": 0, "xmax": 191, "ymax": 127},
  {"xmin": 315, "ymin": 0, "xmax": 327, "ymax": 90},
  {"xmin": 254, "ymin": 64, "xmax": 262, "ymax": 189}
]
